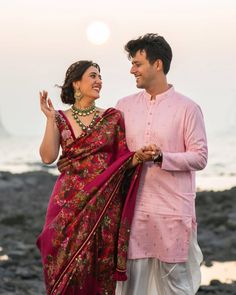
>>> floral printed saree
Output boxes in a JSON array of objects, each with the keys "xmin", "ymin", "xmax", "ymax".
[{"xmin": 36, "ymin": 108, "xmax": 142, "ymax": 295}]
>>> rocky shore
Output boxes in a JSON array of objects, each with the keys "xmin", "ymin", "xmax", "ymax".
[{"xmin": 0, "ymin": 170, "xmax": 236, "ymax": 294}]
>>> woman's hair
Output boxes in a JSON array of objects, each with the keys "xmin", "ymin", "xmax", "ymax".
[
  {"xmin": 59, "ymin": 60, "xmax": 100, "ymax": 104},
  {"xmin": 124, "ymin": 33, "xmax": 172, "ymax": 74}
]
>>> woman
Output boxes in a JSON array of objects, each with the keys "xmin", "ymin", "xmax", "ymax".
[{"xmin": 36, "ymin": 60, "xmax": 146, "ymax": 295}]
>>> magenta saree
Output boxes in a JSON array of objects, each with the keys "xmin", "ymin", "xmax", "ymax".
[{"xmin": 36, "ymin": 108, "xmax": 142, "ymax": 295}]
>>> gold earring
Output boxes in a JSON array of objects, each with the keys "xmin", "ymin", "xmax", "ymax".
[{"xmin": 74, "ymin": 89, "xmax": 83, "ymax": 101}]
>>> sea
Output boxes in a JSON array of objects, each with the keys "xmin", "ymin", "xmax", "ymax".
[{"xmin": 0, "ymin": 133, "xmax": 235, "ymax": 191}]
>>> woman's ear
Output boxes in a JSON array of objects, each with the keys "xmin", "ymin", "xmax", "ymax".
[{"xmin": 72, "ymin": 80, "xmax": 80, "ymax": 90}]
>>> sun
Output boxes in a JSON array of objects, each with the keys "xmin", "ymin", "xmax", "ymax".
[{"xmin": 86, "ymin": 21, "xmax": 110, "ymax": 45}]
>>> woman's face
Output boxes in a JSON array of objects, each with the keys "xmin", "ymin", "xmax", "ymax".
[{"xmin": 73, "ymin": 66, "xmax": 102, "ymax": 101}]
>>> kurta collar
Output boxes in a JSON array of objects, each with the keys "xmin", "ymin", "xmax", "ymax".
[{"xmin": 144, "ymin": 85, "xmax": 174, "ymax": 103}]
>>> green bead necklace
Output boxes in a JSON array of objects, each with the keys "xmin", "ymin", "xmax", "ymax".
[
  {"xmin": 71, "ymin": 104, "xmax": 99, "ymax": 132},
  {"xmin": 71, "ymin": 103, "xmax": 96, "ymax": 116}
]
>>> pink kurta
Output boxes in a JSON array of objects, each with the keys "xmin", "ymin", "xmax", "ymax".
[{"xmin": 116, "ymin": 86, "xmax": 207, "ymax": 263}]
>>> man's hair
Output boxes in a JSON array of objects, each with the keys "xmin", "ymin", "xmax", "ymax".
[{"xmin": 124, "ymin": 33, "xmax": 172, "ymax": 74}]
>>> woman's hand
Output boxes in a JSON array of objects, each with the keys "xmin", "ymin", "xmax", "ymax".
[
  {"xmin": 131, "ymin": 148, "xmax": 148, "ymax": 166},
  {"xmin": 39, "ymin": 90, "xmax": 60, "ymax": 164},
  {"xmin": 40, "ymin": 90, "xmax": 56, "ymax": 120}
]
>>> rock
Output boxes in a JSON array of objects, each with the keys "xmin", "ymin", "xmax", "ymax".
[
  {"xmin": 1, "ymin": 215, "xmax": 26, "ymax": 226},
  {"xmin": 227, "ymin": 219, "xmax": 236, "ymax": 230},
  {"xmin": 1, "ymin": 170, "xmax": 236, "ymax": 294},
  {"xmin": 210, "ymin": 280, "xmax": 222, "ymax": 286},
  {"xmin": 213, "ymin": 225, "xmax": 227, "ymax": 234}
]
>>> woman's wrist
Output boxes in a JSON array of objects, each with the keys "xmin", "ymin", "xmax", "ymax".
[
  {"xmin": 134, "ymin": 153, "xmax": 142, "ymax": 164},
  {"xmin": 46, "ymin": 115, "xmax": 56, "ymax": 123}
]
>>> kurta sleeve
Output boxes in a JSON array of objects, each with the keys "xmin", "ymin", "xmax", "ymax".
[
  {"xmin": 161, "ymin": 104, "xmax": 208, "ymax": 171},
  {"xmin": 115, "ymin": 99, "xmax": 124, "ymax": 112}
]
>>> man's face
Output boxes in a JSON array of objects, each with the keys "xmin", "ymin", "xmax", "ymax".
[{"xmin": 130, "ymin": 50, "xmax": 157, "ymax": 89}]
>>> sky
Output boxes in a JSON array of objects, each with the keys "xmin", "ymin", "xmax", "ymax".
[{"xmin": 0, "ymin": 0, "xmax": 236, "ymax": 138}]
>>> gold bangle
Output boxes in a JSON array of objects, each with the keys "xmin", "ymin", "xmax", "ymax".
[{"xmin": 134, "ymin": 153, "xmax": 142, "ymax": 163}]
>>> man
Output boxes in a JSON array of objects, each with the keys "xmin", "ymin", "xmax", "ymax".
[{"xmin": 116, "ymin": 33, "xmax": 208, "ymax": 295}]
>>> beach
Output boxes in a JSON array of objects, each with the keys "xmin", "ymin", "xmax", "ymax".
[{"xmin": 0, "ymin": 170, "xmax": 236, "ymax": 294}]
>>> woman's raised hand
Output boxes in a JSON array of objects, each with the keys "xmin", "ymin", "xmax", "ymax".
[{"xmin": 40, "ymin": 90, "xmax": 56, "ymax": 119}]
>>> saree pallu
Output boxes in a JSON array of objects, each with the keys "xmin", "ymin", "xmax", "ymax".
[{"xmin": 36, "ymin": 108, "xmax": 142, "ymax": 295}]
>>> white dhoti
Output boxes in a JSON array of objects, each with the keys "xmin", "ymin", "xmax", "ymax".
[{"xmin": 116, "ymin": 231, "xmax": 203, "ymax": 295}]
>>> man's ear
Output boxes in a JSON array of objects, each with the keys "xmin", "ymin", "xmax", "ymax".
[{"xmin": 155, "ymin": 59, "xmax": 163, "ymax": 72}]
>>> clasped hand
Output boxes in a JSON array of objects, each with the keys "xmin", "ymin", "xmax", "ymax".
[{"xmin": 134, "ymin": 144, "xmax": 161, "ymax": 165}]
